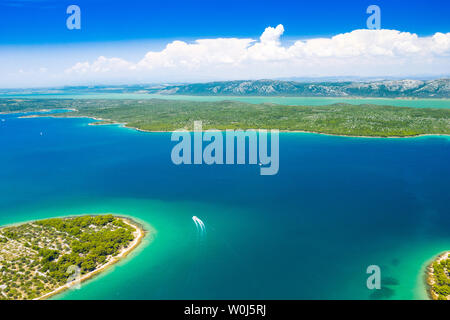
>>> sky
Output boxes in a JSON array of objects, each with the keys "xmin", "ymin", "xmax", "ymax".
[{"xmin": 0, "ymin": 0, "xmax": 449, "ymax": 88}]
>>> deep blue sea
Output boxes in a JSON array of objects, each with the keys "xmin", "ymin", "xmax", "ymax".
[{"xmin": 0, "ymin": 111, "xmax": 449, "ymax": 299}]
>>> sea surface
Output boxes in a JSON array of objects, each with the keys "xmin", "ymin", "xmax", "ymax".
[{"xmin": 0, "ymin": 100, "xmax": 449, "ymax": 299}]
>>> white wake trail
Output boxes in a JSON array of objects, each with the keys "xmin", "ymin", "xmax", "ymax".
[{"xmin": 192, "ymin": 216, "xmax": 206, "ymax": 233}]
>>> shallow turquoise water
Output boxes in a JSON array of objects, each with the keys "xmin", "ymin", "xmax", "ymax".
[
  {"xmin": 2, "ymin": 93, "xmax": 450, "ymax": 109},
  {"xmin": 0, "ymin": 112, "xmax": 449, "ymax": 299}
]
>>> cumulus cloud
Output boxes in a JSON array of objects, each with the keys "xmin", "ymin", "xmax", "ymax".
[
  {"xmin": 63, "ymin": 25, "xmax": 450, "ymax": 81},
  {"xmin": 136, "ymin": 38, "xmax": 253, "ymax": 70}
]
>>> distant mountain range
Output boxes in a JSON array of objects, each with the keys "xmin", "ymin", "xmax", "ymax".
[
  {"xmin": 2, "ymin": 79, "xmax": 450, "ymax": 98},
  {"xmin": 151, "ymin": 79, "xmax": 450, "ymax": 98}
]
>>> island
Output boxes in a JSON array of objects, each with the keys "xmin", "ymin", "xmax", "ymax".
[
  {"xmin": 0, "ymin": 214, "xmax": 144, "ymax": 300},
  {"xmin": 1, "ymin": 98, "xmax": 449, "ymax": 137},
  {"xmin": 426, "ymin": 251, "xmax": 450, "ymax": 300}
]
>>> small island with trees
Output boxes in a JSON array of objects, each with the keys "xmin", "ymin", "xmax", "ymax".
[
  {"xmin": 426, "ymin": 251, "xmax": 450, "ymax": 300},
  {"xmin": 0, "ymin": 214, "xmax": 144, "ymax": 300}
]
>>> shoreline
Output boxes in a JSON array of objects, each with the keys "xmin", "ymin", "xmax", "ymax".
[
  {"xmin": 14, "ymin": 112, "xmax": 450, "ymax": 139},
  {"xmin": 425, "ymin": 251, "xmax": 450, "ymax": 300},
  {"xmin": 0, "ymin": 108, "xmax": 76, "ymax": 115},
  {"xmin": 33, "ymin": 215, "xmax": 146, "ymax": 300}
]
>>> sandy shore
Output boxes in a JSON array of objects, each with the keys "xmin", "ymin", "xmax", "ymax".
[
  {"xmin": 110, "ymin": 124, "xmax": 450, "ymax": 139},
  {"xmin": 35, "ymin": 216, "xmax": 146, "ymax": 300},
  {"xmin": 425, "ymin": 251, "xmax": 450, "ymax": 300}
]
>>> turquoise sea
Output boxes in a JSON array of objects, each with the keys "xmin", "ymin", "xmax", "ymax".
[
  {"xmin": 2, "ymin": 93, "xmax": 450, "ymax": 109},
  {"xmin": 0, "ymin": 97, "xmax": 449, "ymax": 299}
]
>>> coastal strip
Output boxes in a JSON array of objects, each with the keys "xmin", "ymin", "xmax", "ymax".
[
  {"xmin": 35, "ymin": 217, "xmax": 145, "ymax": 300},
  {"xmin": 16, "ymin": 112, "xmax": 450, "ymax": 139},
  {"xmin": 2, "ymin": 98, "xmax": 449, "ymax": 138}
]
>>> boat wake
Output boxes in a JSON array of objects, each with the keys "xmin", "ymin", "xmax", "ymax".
[{"xmin": 192, "ymin": 216, "xmax": 206, "ymax": 238}]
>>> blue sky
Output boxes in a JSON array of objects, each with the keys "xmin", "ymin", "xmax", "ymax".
[
  {"xmin": 1, "ymin": 0, "xmax": 449, "ymax": 44},
  {"xmin": 1, "ymin": 0, "xmax": 449, "ymax": 87}
]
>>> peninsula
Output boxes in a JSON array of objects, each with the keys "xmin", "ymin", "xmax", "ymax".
[
  {"xmin": 0, "ymin": 215, "xmax": 144, "ymax": 300},
  {"xmin": 1, "ymin": 98, "xmax": 449, "ymax": 137}
]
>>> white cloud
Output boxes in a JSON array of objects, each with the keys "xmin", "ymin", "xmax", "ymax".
[
  {"xmin": 65, "ymin": 56, "xmax": 134, "ymax": 74},
  {"xmin": 259, "ymin": 24, "xmax": 284, "ymax": 45},
  {"xmin": 136, "ymin": 38, "xmax": 254, "ymax": 70},
  {"xmin": 430, "ymin": 32, "xmax": 450, "ymax": 55},
  {"xmin": 19, "ymin": 25, "xmax": 450, "ymax": 85},
  {"xmin": 286, "ymin": 29, "xmax": 450, "ymax": 58}
]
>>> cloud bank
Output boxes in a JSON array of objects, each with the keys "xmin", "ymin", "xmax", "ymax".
[
  {"xmin": 65, "ymin": 25, "xmax": 450, "ymax": 82},
  {"xmin": 8, "ymin": 25, "xmax": 450, "ymax": 87}
]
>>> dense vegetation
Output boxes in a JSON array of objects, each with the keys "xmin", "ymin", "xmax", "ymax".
[
  {"xmin": 431, "ymin": 256, "xmax": 450, "ymax": 300},
  {"xmin": 0, "ymin": 215, "xmax": 137, "ymax": 300},
  {"xmin": 1, "ymin": 98, "xmax": 449, "ymax": 137}
]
